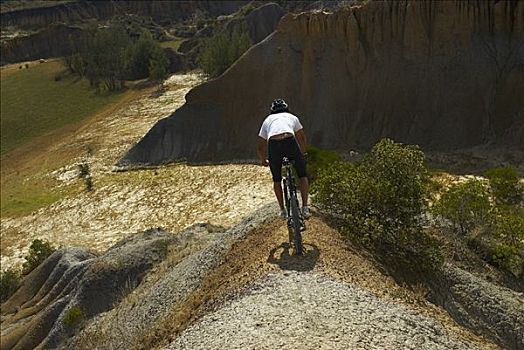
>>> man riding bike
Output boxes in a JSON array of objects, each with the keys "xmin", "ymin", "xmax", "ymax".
[{"xmin": 257, "ymin": 99, "xmax": 311, "ymax": 219}]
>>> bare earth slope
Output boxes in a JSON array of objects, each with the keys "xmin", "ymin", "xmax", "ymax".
[
  {"xmin": 5, "ymin": 209, "xmax": 515, "ymax": 350},
  {"xmin": 120, "ymin": 0, "xmax": 524, "ymax": 166},
  {"xmin": 0, "ymin": 72, "xmax": 274, "ymax": 270}
]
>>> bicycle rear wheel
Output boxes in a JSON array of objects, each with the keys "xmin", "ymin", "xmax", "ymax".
[{"xmin": 289, "ymin": 195, "xmax": 303, "ymax": 256}]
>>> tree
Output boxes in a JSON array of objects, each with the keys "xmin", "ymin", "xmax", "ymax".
[
  {"xmin": 432, "ymin": 179, "xmax": 493, "ymax": 235},
  {"xmin": 66, "ymin": 27, "xmax": 169, "ymax": 91},
  {"xmin": 127, "ymin": 30, "xmax": 157, "ymax": 80},
  {"xmin": 199, "ymin": 29, "xmax": 251, "ymax": 78},
  {"xmin": 149, "ymin": 46, "xmax": 169, "ymax": 81}
]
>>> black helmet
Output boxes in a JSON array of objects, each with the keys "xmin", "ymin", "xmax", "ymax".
[{"xmin": 270, "ymin": 99, "xmax": 288, "ymax": 113}]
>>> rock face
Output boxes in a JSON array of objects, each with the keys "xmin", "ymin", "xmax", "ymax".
[
  {"xmin": 176, "ymin": 3, "xmax": 286, "ymax": 75},
  {"xmin": 119, "ymin": 0, "xmax": 524, "ymax": 165},
  {"xmin": 0, "ymin": 1, "xmax": 248, "ymax": 29},
  {"xmin": 227, "ymin": 3, "xmax": 286, "ymax": 44},
  {"xmin": 0, "ymin": 24, "xmax": 84, "ymax": 64},
  {"xmin": 0, "ymin": 1, "xmax": 248, "ymax": 64}
]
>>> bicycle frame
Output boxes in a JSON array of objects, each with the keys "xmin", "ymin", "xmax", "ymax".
[{"xmin": 282, "ymin": 157, "xmax": 304, "ymax": 255}]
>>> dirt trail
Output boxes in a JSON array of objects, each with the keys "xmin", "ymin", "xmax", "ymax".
[{"xmin": 142, "ymin": 216, "xmax": 497, "ymax": 350}]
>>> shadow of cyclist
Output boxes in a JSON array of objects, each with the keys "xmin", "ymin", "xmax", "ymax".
[{"xmin": 267, "ymin": 242, "xmax": 320, "ymax": 271}]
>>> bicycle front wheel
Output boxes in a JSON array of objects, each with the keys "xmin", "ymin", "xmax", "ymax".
[{"xmin": 289, "ymin": 196, "xmax": 303, "ymax": 256}]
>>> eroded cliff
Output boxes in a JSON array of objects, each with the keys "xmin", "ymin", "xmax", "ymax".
[
  {"xmin": 120, "ymin": 0, "xmax": 524, "ymax": 165},
  {"xmin": 0, "ymin": 0, "xmax": 249, "ymax": 64},
  {"xmin": 0, "ymin": 1, "xmax": 248, "ymax": 29}
]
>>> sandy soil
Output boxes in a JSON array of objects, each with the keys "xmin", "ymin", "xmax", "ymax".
[{"xmin": 1, "ymin": 73, "xmax": 275, "ymax": 269}]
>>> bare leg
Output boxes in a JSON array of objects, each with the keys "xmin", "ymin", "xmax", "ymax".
[
  {"xmin": 298, "ymin": 177, "xmax": 309, "ymax": 207},
  {"xmin": 274, "ymin": 181, "xmax": 284, "ymax": 210}
]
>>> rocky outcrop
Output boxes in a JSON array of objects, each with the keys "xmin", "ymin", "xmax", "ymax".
[
  {"xmin": 0, "ymin": 229, "xmax": 177, "ymax": 350},
  {"xmin": 430, "ymin": 263, "xmax": 524, "ymax": 350},
  {"xmin": 0, "ymin": 206, "xmax": 277, "ymax": 350},
  {"xmin": 175, "ymin": 3, "xmax": 285, "ymax": 74},
  {"xmin": 0, "ymin": 1, "xmax": 250, "ymax": 65},
  {"xmin": 227, "ymin": 3, "xmax": 285, "ymax": 44},
  {"xmin": 0, "ymin": 24, "xmax": 84, "ymax": 64},
  {"xmin": 0, "ymin": 1, "xmax": 248, "ymax": 29},
  {"xmin": 119, "ymin": 0, "xmax": 524, "ymax": 165}
]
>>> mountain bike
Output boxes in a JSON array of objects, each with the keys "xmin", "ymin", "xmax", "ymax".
[{"xmin": 282, "ymin": 157, "xmax": 305, "ymax": 256}]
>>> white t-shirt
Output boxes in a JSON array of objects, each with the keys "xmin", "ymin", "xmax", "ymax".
[{"xmin": 258, "ymin": 112, "xmax": 303, "ymax": 140}]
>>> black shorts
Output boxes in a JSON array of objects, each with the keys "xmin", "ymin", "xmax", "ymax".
[{"xmin": 268, "ymin": 137, "xmax": 307, "ymax": 182}]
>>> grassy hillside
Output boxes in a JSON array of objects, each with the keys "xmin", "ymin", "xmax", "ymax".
[
  {"xmin": 0, "ymin": 59, "xmax": 137, "ymax": 217},
  {"xmin": 0, "ymin": 60, "xmax": 124, "ymax": 155}
]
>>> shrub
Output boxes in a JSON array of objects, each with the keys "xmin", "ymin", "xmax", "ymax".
[
  {"xmin": 0, "ymin": 269, "xmax": 21, "ymax": 302},
  {"xmin": 311, "ymin": 160, "xmax": 362, "ymax": 216},
  {"xmin": 484, "ymin": 166, "xmax": 522, "ymax": 205},
  {"xmin": 491, "ymin": 212, "xmax": 524, "ymax": 276},
  {"xmin": 199, "ymin": 30, "xmax": 251, "ymax": 78},
  {"xmin": 237, "ymin": 3, "xmax": 256, "ymax": 17},
  {"xmin": 305, "ymin": 146, "xmax": 340, "ymax": 182},
  {"xmin": 22, "ymin": 239, "xmax": 56, "ymax": 275},
  {"xmin": 432, "ymin": 178, "xmax": 493, "ymax": 235},
  {"xmin": 361, "ymin": 138, "xmax": 430, "ymax": 232},
  {"xmin": 78, "ymin": 162, "xmax": 93, "ymax": 192},
  {"xmin": 313, "ymin": 139, "xmax": 441, "ymax": 271},
  {"xmin": 63, "ymin": 306, "xmax": 84, "ymax": 327},
  {"xmin": 148, "ymin": 46, "xmax": 169, "ymax": 81}
]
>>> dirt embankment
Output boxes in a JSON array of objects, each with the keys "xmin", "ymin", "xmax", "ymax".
[{"xmin": 5, "ymin": 206, "xmax": 518, "ymax": 350}]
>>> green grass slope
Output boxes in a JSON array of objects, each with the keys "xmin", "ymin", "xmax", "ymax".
[{"xmin": 0, "ymin": 60, "xmax": 124, "ymax": 155}]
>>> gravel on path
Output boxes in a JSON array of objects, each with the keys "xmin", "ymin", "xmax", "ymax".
[{"xmin": 167, "ymin": 271, "xmax": 482, "ymax": 350}]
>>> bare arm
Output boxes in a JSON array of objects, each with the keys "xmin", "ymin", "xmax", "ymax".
[
  {"xmin": 257, "ymin": 136, "xmax": 268, "ymax": 165},
  {"xmin": 295, "ymin": 129, "xmax": 307, "ymax": 154}
]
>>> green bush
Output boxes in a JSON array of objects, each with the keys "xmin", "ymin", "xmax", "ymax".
[
  {"xmin": 22, "ymin": 239, "xmax": 56, "ymax": 275},
  {"xmin": 148, "ymin": 45, "xmax": 169, "ymax": 81},
  {"xmin": 63, "ymin": 306, "xmax": 84, "ymax": 327},
  {"xmin": 361, "ymin": 139, "xmax": 430, "ymax": 232},
  {"xmin": 313, "ymin": 139, "xmax": 441, "ymax": 271},
  {"xmin": 305, "ymin": 146, "xmax": 340, "ymax": 182},
  {"xmin": 484, "ymin": 166, "xmax": 522, "ymax": 205},
  {"xmin": 0, "ymin": 269, "xmax": 21, "ymax": 302},
  {"xmin": 199, "ymin": 30, "xmax": 251, "ymax": 78},
  {"xmin": 491, "ymin": 212, "xmax": 524, "ymax": 276},
  {"xmin": 432, "ymin": 179, "xmax": 493, "ymax": 235},
  {"xmin": 236, "ymin": 3, "xmax": 256, "ymax": 17}
]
